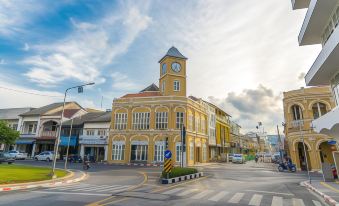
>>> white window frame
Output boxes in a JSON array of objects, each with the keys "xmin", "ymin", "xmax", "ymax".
[
  {"xmin": 176, "ymin": 112, "xmax": 184, "ymax": 129},
  {"xmin": 112, "ymin": 141, "xmax": 125, "ymax": 160},
  {"xmin": 202, "ymin": 144, "xmax": 207, "ymax": 161},
  {"xmin": 190, "ymin": 142, "xmax": 194, "ymax": 161},
  {"xmin": 174, "ymin": 80, "xmax": 180, "ymax": 91},
  {"xmin": 132, "ymin": 112, "xmax": 150, "ymax": 130},
  {"xmin": 98, "ymin": 130, "xmax": 106, "ymax": 136},
  {"xmin": 114, "ymin": 113, "xmax": 127, "ymax": 130},
  {"xmin": 156, "ymin": 112, "xmax": 168, "ymax": 129},
  {"xmin": 86, "ymin": 130, "xmax": 95, "ymax": 136},
  {"xmin": 176, "ymin": 142, "xmax": 182, "ymax": 162},
  {"xmin": 188, "ymin": 114, "xmax": 193, "ymax": 131},
  {"xmin": 154, "ymin": 141, "xmax": 165, "ymax": 162}
]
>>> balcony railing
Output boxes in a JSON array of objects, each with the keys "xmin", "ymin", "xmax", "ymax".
[
  {"xmin": 288, "ymin": 119, "xmax": 314, "ymax": 132},
  {"xmin": 41, "ymin": 131, "xmax": 57, "ymax": 137}
]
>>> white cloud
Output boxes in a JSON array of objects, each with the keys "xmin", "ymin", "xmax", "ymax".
[
  {"xmin": 111, "ymin": 72, "xmax": 141, "ymax": 91},
  {"xmin": 23, "ymin": 43, "xmax": 30, "ymax": 51},
  {"xmin": 0, "ymin": 0, "xmax": 46, "ymax": 36},
  {"xmin": 0, "ymin": 59, "xmax": 4, "ymax": 65},
  {"xmin": 208, "ymin": 85, "xmax": 283, "ymax": 134},
  {"xmin": 23, "ymin": 3, "xmax": 152, "ymax": 87},
  {"xmin": 0, "ymin": 74, "xmax": 64, "ymax": 108}
]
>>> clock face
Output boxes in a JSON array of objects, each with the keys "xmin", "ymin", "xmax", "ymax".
[
  {"xmin": 171, "ymin": 62, "xmax": 181, "ymax": 73},
  {"xmin": 162, "ymin": 63, "xmax": 167, "ymax": 75}
]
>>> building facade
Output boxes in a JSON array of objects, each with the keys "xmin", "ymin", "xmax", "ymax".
[
  {"xmin": 291, "ymin": 0, "xmax": 339, "ymax": 141},
  {"xmin": 107, "ymin": 47, "xmax": 230, "ymax": 166},
  {"xmin": 283, "ymin": 86, "xmax": 337, "ymax": 171}
]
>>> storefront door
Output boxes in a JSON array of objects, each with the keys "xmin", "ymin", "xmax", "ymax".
[{"xmin": 131, "ymin": 145, "xmax": 148, "ymax": 162}]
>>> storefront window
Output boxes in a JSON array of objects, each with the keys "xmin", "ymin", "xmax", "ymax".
[
  {"xmin": 154, "ymin": 141, "xmax": 165, "ymax": 162},
  {"xmin": 176, "ymin": 142, "xmax": 182, "ymax": 162},
  {"xmin": 112, "ymin": 141, "xmax": 125, "ymax": 160}
]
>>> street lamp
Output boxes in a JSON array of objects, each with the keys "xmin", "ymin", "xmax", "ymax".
[{"xmin": 51, "ymin": 82, "xmax": 95, "ymax": 178}]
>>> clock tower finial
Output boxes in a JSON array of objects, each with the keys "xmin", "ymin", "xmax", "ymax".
[{"xmin": 159, "ymin": 47, "xmax": 187, "ymax": 97}]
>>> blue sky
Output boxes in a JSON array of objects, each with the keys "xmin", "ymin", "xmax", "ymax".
[{"xmin": 0, "ymin": 0, "xmax": 320, "ymax": 133}]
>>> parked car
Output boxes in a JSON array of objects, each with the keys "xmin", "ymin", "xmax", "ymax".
[
  {"xmin": 0, "ymin": 152, "xmax": 15, "ymax": 164},
  {"xmin": 34, "ymin": 151, "xmax": 58, "ymax": 162},
  {"xmin": 232, "ymin": 154, "xmax": 245, "ymax": 164},
  {"xmin": 228, "ymin": 153, "xmax": 234, "ymax": 162},
  {"xmin": 7, "ymin": 150, "xmax": 28, "ymax": 160}
]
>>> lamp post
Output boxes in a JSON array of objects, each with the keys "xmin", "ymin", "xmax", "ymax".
[
  {"xmin": 51, "ymin": 82, "xmax": 95, "ymax": 178},
  {"xmin": 64, "ymin": 118, "xmax": 74, "ymax": 170}
]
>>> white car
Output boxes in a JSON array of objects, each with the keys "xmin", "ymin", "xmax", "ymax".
[
  {"xmin": 7, "ymin": 150, "xmax": 28, "ymax": 160},
  {"xmin": 232, "ymin": 154, "xmax": 245, "ymax": 164},
  {"xmin": 34, "ymin": 151, "xmax": 58, "ymax": 162}
]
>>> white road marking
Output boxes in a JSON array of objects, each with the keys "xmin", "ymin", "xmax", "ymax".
[
  {"xmin": 96, "ymin": 185, "xmax": 131, "ymax": 192},
  {"xmin": 248, "ymin": 194, "xmax": 263, "ymax": 206},
  {"xmin": 177, "ymin": 189, "xmax": 199, "ymax": 196},
  {"xmin": 32, "ymin": 191, "xmax": 111, "ymax": 196},
  {"xmin": 228, "ymin": 193, "xmax": 244, "ymax": 204},
  {"xmin": 312, "ymin": 200, "xmax": 322, "ymax": 206},
  {"xmin": 47, "ymin": 184, "xmax": 91, "ymax": 190},
  {"xmin": 72, "ymin": 185, "xmax": 124, "ymax": 192},
  {"xmin": 208, "ymin": 191, "xmax": 229, "ymax": 202},
  {"xmin": 271, "ymin": 196, "xmax": 283, "ymax": 206},
  {"xmin": 161, "ymin": 187, "xmax": 185, "ymax": 195},
  {"xmin": 292, "ymin": 198, "xmax": 305, "ymax": 206},
  {"xmin": 190, "ymin": 190, "xmax": 214, "ymax": 199},
  {"xmin": 245, "ymin": 190, "xmax": 294, "ymax": 196}
]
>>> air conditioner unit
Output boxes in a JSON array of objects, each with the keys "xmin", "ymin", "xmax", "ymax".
[{"xmin": 100, "ymin": 136, "xmax": 104, "ymax": 138}]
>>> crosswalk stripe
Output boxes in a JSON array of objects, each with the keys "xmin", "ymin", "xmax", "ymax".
[
  {"xmin": 96, "ymin": 185, "xmax": 130, "ymax": 192},
  {"xmin": 208, "ymin": 191, "xmax": 229, "ymax": 202},
  {"xmin": 177, "ymin": 189, "xmax": 199, "ymax": 196},
  {"xmin": 190, "ymin": 190, "xmax": 214, "ymax": 199},
  {"xmin": 271, "ymin": 196, "xmax": 283, "ymax": 206},
  {"xmin": 249, "ymin": 194, "xmax": 263, "ymax": 206},
  {"xmin": 312, "ymin": 200, "xmax": 322, "ymax": 206},
  {"xmin": 292, "ymin": 198, "xmax": 305, "ymax": 206},
  {"xmin": 228, "ymin": 193, "xmax": 244, "ymax": 204},
  {"xmin": 48, "ymin": 184, "xmax": 91, "ymax": 190},
  {"xmin": 161, "ymin": 188, "xmax": 185, "ymax": 195},
  {"xmin": 71, "ymin": 185, "xmax": 123, "ymax": 192}
]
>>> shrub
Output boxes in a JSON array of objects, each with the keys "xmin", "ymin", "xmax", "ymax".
[{"xmin": 162, "ymin": 167, "xmax": 198, "ymax": 179}]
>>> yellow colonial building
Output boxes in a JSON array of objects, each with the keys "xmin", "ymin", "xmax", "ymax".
[
  {"xmin": 283, "ymin": 86, "xmax": 337, "ymax": 171},
  {"xmin": 107, "ymin": 47, "xmax": 230, "ymax": 166}
]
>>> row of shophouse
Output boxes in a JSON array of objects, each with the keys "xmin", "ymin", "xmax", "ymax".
[{"xmin": 0, "ymin": 47, "xmax": 261, "ymax": 165}]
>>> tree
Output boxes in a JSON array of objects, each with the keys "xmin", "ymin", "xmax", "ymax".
[{"xmin": 0, "ymin": 120, "xmax": 19, "ymax": 145}]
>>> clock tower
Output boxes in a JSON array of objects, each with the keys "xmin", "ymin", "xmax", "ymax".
[{"xmin": 159, "ymin": 47, "xmax": 187, "ymax": 97}]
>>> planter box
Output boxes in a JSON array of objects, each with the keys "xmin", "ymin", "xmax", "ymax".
[{"xmin": 161, "ymin": 172, "xmax": 203, "ymax": 184}]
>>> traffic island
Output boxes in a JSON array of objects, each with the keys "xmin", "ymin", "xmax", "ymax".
[
  {"xmin": 0, "ymin": 165, "xmax": 87, "ymax": 192},
  {"xmin": 161, "ymin": 167, "xmax": 204, "ymax": 184}
]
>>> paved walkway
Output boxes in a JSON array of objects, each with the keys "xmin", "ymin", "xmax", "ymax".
[{"xmin": 308, "ymin": 180, "xmax": 339, "ymax": 203}]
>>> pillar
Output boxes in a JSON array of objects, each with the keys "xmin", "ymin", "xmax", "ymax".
[
  {"xmin": 31, "ymin": 143, "xmax": 36, "ymax": 157},
  {"xmin": 104, "ymin": 145, "xmax": 108, "ymax": 161},
  {"xmin": 80, "ymin": 144, "xmax": 84, "ymax": 158}
]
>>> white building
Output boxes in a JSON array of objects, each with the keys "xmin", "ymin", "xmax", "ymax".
[
  {"xmin": 0, "ymin": 108, "xmax": 34, "ymax": 151},
  {"xmin": 79, "ymin": 111, "xmax": 111, "ymax": 162},
  {"xmin": 291, "ymin": 0, "xmax": 339, "ymax": 140}
]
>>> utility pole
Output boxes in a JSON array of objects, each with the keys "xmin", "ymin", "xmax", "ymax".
[{"xmin": 64, "ymin": 118, "xmax": 74, "ymax": 169}]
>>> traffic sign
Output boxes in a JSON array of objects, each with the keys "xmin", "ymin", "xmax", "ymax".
[
  {"xmin": 164, "ymin": 150, "xmax": 172, "ymax": 159},
  {"xmin": 164, "ymin": 158, "xmax": 172, "ymax": 173}
]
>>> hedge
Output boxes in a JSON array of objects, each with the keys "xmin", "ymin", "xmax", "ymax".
[{"xmin": 162, "ymin": 167, "xmax": 198, "ymax": 179}]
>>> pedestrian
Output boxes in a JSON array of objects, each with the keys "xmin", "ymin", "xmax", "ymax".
[{"xmin": 255, "ymin": 155, "xmax": 258, "ymax": 163}]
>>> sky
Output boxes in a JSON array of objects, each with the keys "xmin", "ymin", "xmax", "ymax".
[{"xmin": 0, "ymin": 0, "xmax": 321, "ymax": 134}]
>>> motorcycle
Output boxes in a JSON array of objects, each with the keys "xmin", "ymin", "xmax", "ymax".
[
  {"xmin": 83, "ymin": 161, "xmax": 90, "ymax": 170},
  {"xmin": 278, "ymin": 162, "xmax": 296, "ymax": 172}
]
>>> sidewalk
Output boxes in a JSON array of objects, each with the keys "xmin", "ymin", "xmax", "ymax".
[
  {"xmin": 246, "ymin": 161, "xmax": 277, "ymax": 170},
  {"xmin": 0, "ymin": 169, "xmax": 87, "ymax": 192},
  {"xmin": 303, "ymin": 180, "xmax": 339, "ymax": 206}
]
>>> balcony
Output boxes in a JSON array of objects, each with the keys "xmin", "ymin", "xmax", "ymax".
[
  {"xmin": 40, "ymin": 131, "xmax": 57, "ymax": 137},
  {"xmin": 291, "ymin": 0, "xmax": 310, "ymax": 10},
  {"xmin": 313, "ymin": 106, "xmax": 339, "ymax": 139},
  {"xmin": 298, "ymin": 0, "xmax": 337, "ymax": 46},
  {"xmin": 287, "ymin": 119, "xmax": 313, "ymax": 133},
  {"xmin": 305, "ymin": 24, "xmax": 339, "ymax": 86}
]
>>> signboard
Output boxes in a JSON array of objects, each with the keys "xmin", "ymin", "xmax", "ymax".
[
  {"xmin": 164, "ymin": 158, "xmax": 172, "ymax": 173},
  {"xmin": 328, "ymin": 140, "xmax": 336, "ymax": 145},
  {"xmin": 164, "ymin": 150, "xmax": 172, "ymax": 159}
]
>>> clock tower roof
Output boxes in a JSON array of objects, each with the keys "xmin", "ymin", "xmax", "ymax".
[{"xmin": 158, "ymin": 46, "xmax": 187, "ymax": 63}]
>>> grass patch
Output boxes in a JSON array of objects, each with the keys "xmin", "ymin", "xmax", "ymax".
[
  {"xmin": 0, "ymin": 164, "xmax": 68, "ymax": 184},
  {"xmin": 162, "ymin": 167, "xmax": 198, "ymax": 179}
]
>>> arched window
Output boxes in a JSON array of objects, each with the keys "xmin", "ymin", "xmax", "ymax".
[
  {"xmin": 291, "ymin": 105, "xmax": 303, "ymax": 120},
  {"xmin": 312, "ymin": 102, "xmax": 327, "ymax": 119}
]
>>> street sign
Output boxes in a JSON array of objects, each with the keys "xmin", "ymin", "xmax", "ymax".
[
  {"xmin": 164, "ymin": 158, "xmax": 172, "ymax": 173},
  {"xmin": 328, "ymin": 140, "xmax": 336, "ymax": 145},
  {"xmin": 164, "ymin": 150, "xmax": 172, "ymax": 159}
]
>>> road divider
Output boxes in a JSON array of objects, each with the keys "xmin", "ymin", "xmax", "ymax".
[{"xmin": 161, "ymin": 172, "xmax": 204, "ymax": 184}]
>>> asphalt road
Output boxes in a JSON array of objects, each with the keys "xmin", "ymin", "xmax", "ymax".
[{"xmin": 0, "ymin": 161, "xmax": 327, "ymax": 206}]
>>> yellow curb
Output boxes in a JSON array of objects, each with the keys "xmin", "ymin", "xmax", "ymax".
[{"xmin": 320, "ymin": 181, "xmax": 339, "ymax": 193}]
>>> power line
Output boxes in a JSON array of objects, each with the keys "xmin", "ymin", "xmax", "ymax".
[{"xmin": 0, "ymin": 85, "xmax": 63, "ymax": 98}]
